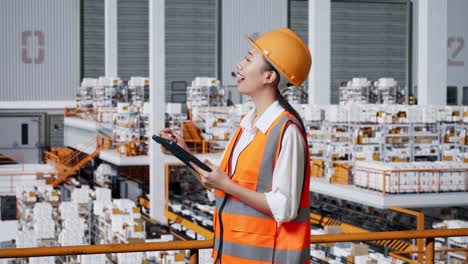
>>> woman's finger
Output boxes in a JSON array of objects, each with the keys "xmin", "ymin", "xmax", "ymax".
[
  {"xmin": 201, "ymin": 175, "xmax": 213, "ymax": 188},
  {"xmin": 201, "ymin": 175, "xmax": 209, "ymax": 183},
  {"xmin": 161, "ymin": 128, "xmax": 174, "ymax": 134},
  {"xmin": 203, "ymin": 159, "xmax": 217, "ymax": 170},
  {"xmin": 161, "ymin": 147, "xmax": 171, "ymax": 155},
  {"xmin": 158, "ymin": 128, "xmax": 171, "ymax": 136},
  {"xmin": 171, "ymin": 131, "xmax": 184, "ymax": 142},
  {"xmin": 189, "ymin": 161, "xmax": 204, "ymax": 176}
]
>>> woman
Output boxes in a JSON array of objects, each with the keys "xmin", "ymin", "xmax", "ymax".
[{"xmin": 159, "ymin": 28, "xmax": 311, "ymax": 264}]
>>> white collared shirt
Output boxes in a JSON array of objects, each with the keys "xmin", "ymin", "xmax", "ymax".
[{"xmin": 228, "ymin": 101, "xmax": 306, "ymax": 226}]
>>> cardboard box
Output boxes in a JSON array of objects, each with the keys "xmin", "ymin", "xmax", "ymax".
[
  {"xmin": 324, "ymin": 226, "xmax": 342, "ymax": 234},
  {"xmin": 355, "ymin": 255, "xmax": 370, "ymax": 264},
  {"xmin": 450, "ymin": 258, "xmax": 466, "ymax": 264},
  {"xmin": 351, "ymin": 243, "xmax": 369, "ymax": 256},
  {"xmin": 331, "ymin": 163, "xmax": 350, "ymax": 185},
  {"xmin": 311, "ymin": 159, "xmax": 325, "ymax": 178}
]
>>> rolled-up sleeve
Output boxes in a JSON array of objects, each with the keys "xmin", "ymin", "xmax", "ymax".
[{"xmin": 264, "ymin": 125, "xmax": 306, "ymax": 226}]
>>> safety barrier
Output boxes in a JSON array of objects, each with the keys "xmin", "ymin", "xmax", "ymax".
[{"xmin": 0, "ymin": 228, "xmax": 467, "ymax": 263}]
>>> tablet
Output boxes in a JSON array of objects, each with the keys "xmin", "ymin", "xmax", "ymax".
[{"xmin": 152, "ymin": 135, "xmax": 212, "ymax": 172}]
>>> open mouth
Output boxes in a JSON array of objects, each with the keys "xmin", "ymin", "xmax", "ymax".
[{"xmin": 237, "ymin": 72, "xmax": 245, "ymax": 83}]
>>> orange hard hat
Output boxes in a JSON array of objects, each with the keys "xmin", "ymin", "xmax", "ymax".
[{"xmin": 245, "ymin": 28, "xmax": 312, "ymax": 87}]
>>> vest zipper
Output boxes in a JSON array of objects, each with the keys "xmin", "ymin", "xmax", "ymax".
[
  {"xmin": 216, "ymin": 194, "xmax": 229, "ymax": 262},
  {"xmin": 216, "ymin": 128, "xmax": 243, "ymax": 262}
]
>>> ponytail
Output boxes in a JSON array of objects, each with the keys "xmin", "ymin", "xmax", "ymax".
[
  {"xmin": 263, "ymin": 58, "xmax": 307, "ymax": 133},
  {"xmin": 275, "ymin": 88, "xmax": 306, "ymax": 133}
]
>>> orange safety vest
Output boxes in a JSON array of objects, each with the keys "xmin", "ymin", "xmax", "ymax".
[{"xmin": 212, "ymin": 111, "xmax": 311, "ymax": 264}]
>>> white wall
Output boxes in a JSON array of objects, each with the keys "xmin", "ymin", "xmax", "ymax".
[
  {"xmin": 221, "ymin": 0, "xmax": 288, "ymax": 87},
  {"xmin": 0, "ymin": 0, "xmax": 79, "ymax": 104},
  {"xmin": 308, "ymin": 0, "xmax": 330, "ymax": 105},
  {"xmin": 0, "ymin": 116, "xmax": 40, "ymax": 163},
  {"xmin": 413, "ymin": 0, "xmax": 468, "ymax": 104},
  {"xmin": 447, "ymin": 0, "xmax": 468, "ymax": 90},
  {"xmin": 0, "ymin": 220, "xmax": 18, "ymax": 242}
]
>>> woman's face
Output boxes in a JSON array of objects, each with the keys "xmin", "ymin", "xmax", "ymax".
[{"xmin": 236, "ymin": 48, "xmax": 269, "ymax": 95}]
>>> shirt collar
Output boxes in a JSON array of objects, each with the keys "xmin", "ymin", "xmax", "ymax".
[{"xmin": 240, "ymin": 101, "xmax": 285, "ymax": 134}]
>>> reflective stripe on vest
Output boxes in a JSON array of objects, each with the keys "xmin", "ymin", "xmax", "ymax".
[
  {"xmin": 213, "ymin": 112, "xmax": 311, "ymax": 263},
  {"xmin": 214, "ymin": 237, "xmax": 310, "ymax": 264},
  {"xmin": 256, "ymin": 114, "xmax": 290, "ymax": 192}
]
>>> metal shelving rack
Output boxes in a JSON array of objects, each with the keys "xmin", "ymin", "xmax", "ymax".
[
  {"xmin": 375, "ymin": 86, "xmax": 405, "ymax": 105},
  {"xmin": 381, "ymin": 123, "xmax": 411, "ymax": 163},
  {"xmin": 460, "ymin": 118, "xmax": 468, "ymax": 162},
  {"xmin": 76, "ymin": 79, "xmax": 96, "ymax": 120},
  {"xmin": 186, "ymin": 78, "xmax": 225, "ymax": 108},
  {"xmin": 306, "ymin": 120, "xmax": 327, "ymax": 158},
  {"xmin": 17, "ymin": 199, "xmax": 36, "ymax": 232},
  {"xmin": 302, "ymin": 105, "xmax": 468, "ymax": 181},
  {"xmin": 326, "ymin": 122, "xmax": 352, "ymax": 162},
  {"xmin": 339, "ymin": 78, "xmax": 405, "ymax": 105},
  {"xmin": 128, "ymin": 77, "xmax": 149, "ymax": 111},
  {"xmin": 139, "ymin": 112, "xmax": 150, "ymax": 156},
  {"xmin": 90, "ymin": 214, "xmax": 102, "ymax": 245},
  {"xmin": 283, "ymin": 86, "xmax": 307, "ymax": 104},
  {"xmin": 412, "ymin": 123, "xmax": 440, "ymax": 162},
  {"xmin": 325, "ymin": 122, "xmax": 353, "ymax": 184},
  {"xmin": 339, "ymin": 85, "xmax": 376, "ymax": 105},
  {"xmin": 93, "ymin": 79, "xmax": 120, "ymax": 109},
  {"xmin": 114, "ymin": 108, "xmax": 141, "ymax": 156},
  {"xmin": 439, "ymin": 122, "xmax": 462, "ymax": 161},
  {"xmin": 79, "ymin": 201, "xmax": 93, "ymax": 245},
  {"xmin": 164, "ymin": 164, "xmax": 214, "ymax": 240},
  {"xmin": 447, "ymin": 239, "xmax": 468, "ymax": 263},
  {"xmin": 350, "ymin": 123, "xmax": 382, "ymax": 162}
]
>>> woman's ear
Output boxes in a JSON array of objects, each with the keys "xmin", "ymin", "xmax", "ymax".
[{"xmin": 263, "ymin": 70, "xmax": 278, "ymax": 84}]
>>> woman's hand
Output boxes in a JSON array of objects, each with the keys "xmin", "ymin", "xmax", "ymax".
[
  {"xmin": 157, "ymin": 128, "xmax": 191, "ymax": 155},
  {"xmin": 190, "ymin": 159, "xmax": 231, "ymax": 192},
  {"xmin": 191, "ymin": 159, "xmax": 272, "ymax": 216}
]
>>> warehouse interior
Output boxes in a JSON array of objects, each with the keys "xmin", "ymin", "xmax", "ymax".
[{"xmin": 0, "ymin": 0, "xmax": 468, "ymax": 263}]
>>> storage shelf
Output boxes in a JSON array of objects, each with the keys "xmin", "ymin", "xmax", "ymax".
[
  {"xmin": 64, "ymin": 117, "xmax": 97, "ymax": 131},
  {"xmin": 310, "ymin": 178, "xmax": 468, "ymax": 209},
  {"xmin": 413, "ymin": 133, "xmax": 439, "ymax": 137},
  {"xmin": 65, "ymin": 117, "xmax": 223, "ymax": 166},
  {"xmin": 384, "ymin": 134, "xmax": 410, "ymax": 138},
  {"xmin": 99, "ymin": 150, "xmax": 149, "ymax": 166}
]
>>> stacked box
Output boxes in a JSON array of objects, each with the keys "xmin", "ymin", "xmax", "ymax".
[
  {"xmin": 355, "ymin": 161, "xmax": 468, "ymax": 193},
  {"xmin": 311, "ymin": 159, "xmax": 325, "ymax": 178},
  {"xmin": 33, "ymin": 218, "xmax": 55, "ymax": 239},
  {"xmin": 16, "ymin": 230, "xmax": 37, "ymax": 248},
  {"xmin": 29, "ymin": 257, "xmax": 55, "ymax": 264},
  {"xmin": 71, "ymin": 186, "xmax": 92, "ymax": 204},
  {"xmin": 79, "ymin": 254, "xmax": 107, "ymax": 264},
  {"xmin": 331, "ymin": 163, "xmax": 351, "ymax": 185},
  {"xmin": 116, "ymin": 252, "xmax": 144, "ymax": 264}
]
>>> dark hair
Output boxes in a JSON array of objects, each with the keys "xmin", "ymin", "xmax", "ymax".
[{"xmin": 263, "ymin": 58, "xmax": 306, "ymax": 133}]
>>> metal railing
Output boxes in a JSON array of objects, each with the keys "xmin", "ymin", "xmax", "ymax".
[
  {"xmin": 0, "ymin": 228, "xmax": 467, "ymax": 263},
  {"xmin": 388, "ymin": 206, "xmax": 425, "ymax": 263}
]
